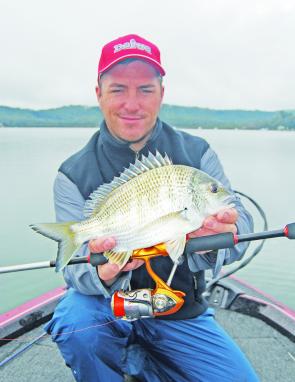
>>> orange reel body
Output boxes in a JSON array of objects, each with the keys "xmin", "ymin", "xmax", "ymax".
[{"xmin": 111, "ymin": 243, "xmax": 186, "ymax": 320}]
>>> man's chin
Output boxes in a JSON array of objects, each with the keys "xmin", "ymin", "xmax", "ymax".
[
  {"xmin": 119, "ymin": 133, "xmax": 149, "ymax": 145},
  {"xmin": 118, "ymin": 125, "xmax": 152, "ymax": 145}
]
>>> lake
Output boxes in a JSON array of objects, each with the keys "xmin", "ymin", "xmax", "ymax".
[{"xmin": 0, "ymin": 128, "xmax": 294, "ymax": 314}]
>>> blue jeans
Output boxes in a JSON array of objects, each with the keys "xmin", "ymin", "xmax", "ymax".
[{"xmin": 45, "ymin": 288, "xmax": 259, "ymax": 382}]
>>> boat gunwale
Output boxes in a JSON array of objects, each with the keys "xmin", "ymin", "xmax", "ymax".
[{"xmin": 1, "ymin": 276, "xmax": 295, "ymax": 346}]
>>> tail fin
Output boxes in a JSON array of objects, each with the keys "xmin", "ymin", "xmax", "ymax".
[{"xmin": 30, "ymin": 221, "xmax": 80, "ymax": 272}]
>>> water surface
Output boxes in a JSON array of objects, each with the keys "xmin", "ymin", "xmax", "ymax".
[{"xmin": 0, "ymin": 128, "xmax": 294, "ymax": 313}]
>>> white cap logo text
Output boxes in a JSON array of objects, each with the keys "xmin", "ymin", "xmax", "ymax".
[{"xmin": 114, "ymin": 38, "xmax": 152, "ymax": 54}]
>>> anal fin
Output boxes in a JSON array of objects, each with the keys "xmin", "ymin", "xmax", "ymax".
[{"xmin": 165, "ymin": 236, "xmax": 187, "ymax": 263}]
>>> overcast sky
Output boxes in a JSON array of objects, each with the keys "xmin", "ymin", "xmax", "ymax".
[{"xmin": 0, "ymin": 0, "xmax": 294, "ymax": 111}]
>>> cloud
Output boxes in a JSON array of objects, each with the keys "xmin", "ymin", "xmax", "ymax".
[{"xmin": 0, "ymin": 0, "xmax": 294, "ymax": 110}]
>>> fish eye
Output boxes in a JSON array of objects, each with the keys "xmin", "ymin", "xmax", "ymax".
[{"xmin": 210, "ymin": 183, "xmax": 218, "ymax": 193}]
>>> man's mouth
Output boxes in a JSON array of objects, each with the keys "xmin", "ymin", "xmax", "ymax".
[{"xmin": 119, "ymin": 115, "xmax": 143, "ymax": 121}]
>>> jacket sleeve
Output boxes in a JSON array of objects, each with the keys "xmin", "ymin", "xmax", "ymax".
[
  {"xmin": 187, "ymin": 146, "xmax": 254, "ymax": 278},
  {"xmin": 54, "ymin": 171, "xmax": 131, "ymax": 297}
]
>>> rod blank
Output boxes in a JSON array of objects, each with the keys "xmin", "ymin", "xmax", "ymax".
[
  {"xmin": 1, "ymin": 223, "xmax": 294, "ymax": 274},
  {"xmin": 0, "ymin": 261, "xmax": 52, "ymax": 274}
]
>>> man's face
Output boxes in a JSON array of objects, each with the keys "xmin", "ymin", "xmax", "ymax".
[{"xmin": 96, "ymin": 60, "xmax": 164, "ymax": 145}]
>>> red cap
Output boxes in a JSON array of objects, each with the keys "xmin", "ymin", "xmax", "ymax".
[{"xmin": 98, "ymin": 34, "xmax": 165, "ymax": 78}]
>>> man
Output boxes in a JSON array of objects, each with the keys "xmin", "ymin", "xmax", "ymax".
[{"xmin": 45, "ymin": 34, "xmax": 259, "ymax": 381}]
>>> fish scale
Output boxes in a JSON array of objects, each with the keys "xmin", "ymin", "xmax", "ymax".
[{"xmin": 95, "ymin": 167, "xmax": 188, "ymax": 232}]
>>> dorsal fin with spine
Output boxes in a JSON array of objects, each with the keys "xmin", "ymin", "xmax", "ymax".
[{"xmin": 83, "ymin": 151, "xmax": 172, "ymax": 217}]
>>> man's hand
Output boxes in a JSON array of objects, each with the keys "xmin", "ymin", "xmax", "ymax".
[
  {"xmin": 188, "ymin": 207, "xmax": 238, "ymax": 239},
  {"xmin": 88, "ymin": 237, "xmax": 144, "ymax": 284}
]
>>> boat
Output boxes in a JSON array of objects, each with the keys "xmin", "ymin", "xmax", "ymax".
[{"xmin": 1, "ymin": 273, "xmax": 295, "ymax": 382}]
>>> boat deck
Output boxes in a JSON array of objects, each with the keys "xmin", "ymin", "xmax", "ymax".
[{"xmin": 1, "ymin": 308, "xmax": 295, "ymax": 381}]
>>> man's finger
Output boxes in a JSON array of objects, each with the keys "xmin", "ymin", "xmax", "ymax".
[
  {"xmin": 188, "ymin": 227, "xmax": 215, "ymax": 238},
  {"xmin": 97, "ymin": 262, "xmax": 120, "ymax": 281},
  {"xmin": 122, "ymin": 259, "xmax": 144, "ymax": 272},
  {"xmin": 88, "ymin": 237, "xmax": 116, "ymax": 253},
  {"xmin": 97, "ymin": 258, "xmax": 144, "ymax": 281},
  {"xmin": 216, "ymin": 208, "xmax": 238, "ymax": 224},
  {"xmin": 204, "ymin": 219, "xmax": 237, "ymax": 234}
]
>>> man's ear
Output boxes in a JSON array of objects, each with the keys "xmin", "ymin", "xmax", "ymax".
[
  {"xmin": 161, "ymin": 85, "xmax": 165, "ymax": 99},
  {"xmin": 95, "ymin": 85, "xmax": 102, "ymax": 103}
]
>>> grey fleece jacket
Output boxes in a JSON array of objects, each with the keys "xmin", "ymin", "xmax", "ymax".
[{"xmin": 53, "ymin": 124, "xmax": 253, "ymax": 298}]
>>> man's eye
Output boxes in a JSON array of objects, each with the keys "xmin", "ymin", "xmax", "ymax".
[
  {"xmin": 110, "ymin": 89, "xmax": 123, "ymax": 93},
  {"xmin": 141, "ymin": 88, "xmax": 154, "ymax": 93}
]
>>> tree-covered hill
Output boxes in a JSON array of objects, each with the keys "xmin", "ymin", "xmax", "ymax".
[{"xmin": 0, "ymin": 104, "xmax": 294, "ymax": 129}]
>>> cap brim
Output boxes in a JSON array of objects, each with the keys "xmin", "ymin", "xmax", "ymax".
[{"xmin": 98, "ymin": 53, "xmax": 165, "ymax": 77}]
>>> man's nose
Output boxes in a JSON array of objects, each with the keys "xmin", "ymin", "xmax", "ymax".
[{"xmin": 123, "ymin": 93, "xmax": 140, "ymax": 112}]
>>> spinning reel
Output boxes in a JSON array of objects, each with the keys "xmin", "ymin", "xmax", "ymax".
[{"xmin": 111, "ymin": 243, "xmax": 186, "ymax": 320}]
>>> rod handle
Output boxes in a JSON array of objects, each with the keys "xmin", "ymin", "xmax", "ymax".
[
  {"xmin": 185, "ymin": 232, "xmax": 235, "ymax": 255},
  {"xmin": 285, "ymin": 223, "xmax": 295, "ymax": 239},
  {"xmin": 89, "ymin": 253, "xmax": 108, "ymax": 266}
]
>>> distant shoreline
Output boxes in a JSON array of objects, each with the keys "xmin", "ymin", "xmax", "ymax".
[
  {"xmin": 0, "ymin": 104, "xmax": 294, "ymax": 130},
  {"xmin": 1, "ymin": 126, "xmax": 293, "ymax": 131}
]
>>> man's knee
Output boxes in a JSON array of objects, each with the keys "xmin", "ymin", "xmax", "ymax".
[
  {"xmin": 45, "ymin": 289, "xmax": 132, "ymax": 358},
  {"xmin": 45, "ymin": 289, "xmax": 112, "ymax": 343}
]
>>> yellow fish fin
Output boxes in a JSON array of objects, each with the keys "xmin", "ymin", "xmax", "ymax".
[
  {"xmin": 103, "ymin": 250, "xmax": 133, "ymax": 269},
  {"xmin": 165, "ymin": 236, "xmax": 187, "ymax": 263}
]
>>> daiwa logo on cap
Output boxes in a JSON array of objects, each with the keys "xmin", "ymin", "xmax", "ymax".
[{"xmin": 114, "ymin": 38, "xmax": 152, "ymax": 54}]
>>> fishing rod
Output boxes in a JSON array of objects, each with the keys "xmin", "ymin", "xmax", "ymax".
[
  {"xmin": 1, "ymin": 222, "xmax": 295, "ymax": 321},
  {"xmin": 2, "ymin": 224, "xmax": 294, "ymax": 368},
  {"xmin": 0, "ymin": 332, "xmax": 47, "ymax": 368},
  {"xmin": 1, "ymin": 223, "xmax": 294, "ymax": 274}
]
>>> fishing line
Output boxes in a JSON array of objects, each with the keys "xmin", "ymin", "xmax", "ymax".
[
  {"xmin": 0, "ymin": 318, "xmax": 122, "ymax": 367},
  {"xmin": 205, "ymin": 190, "xmax": 268, "ymax": 290},
  {"xmin": 0, "ymin": 317, "xmax": 121, "ymax": 343}
]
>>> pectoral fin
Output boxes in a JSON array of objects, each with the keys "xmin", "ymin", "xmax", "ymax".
[
  {"xmin": 103, "ymin": 250, "xmax": 133, "ymax": 269},
  {"xmin": 165, "ymin": 236, "xmax": 187, "ymax": 263}
]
